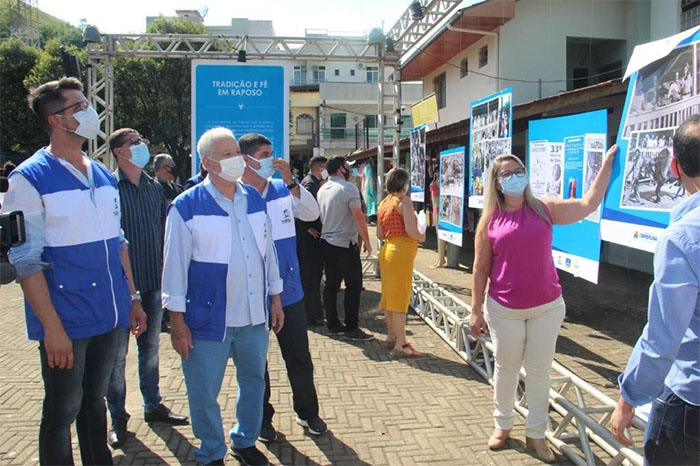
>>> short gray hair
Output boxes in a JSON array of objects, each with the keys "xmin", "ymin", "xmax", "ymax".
[
  {"xmin": 153, "ymin": 153, "xmax": 174, "ymax": 172},
  {"xmin": 197, "ymin": 127, "xmax": 235, "ymax": 159}
]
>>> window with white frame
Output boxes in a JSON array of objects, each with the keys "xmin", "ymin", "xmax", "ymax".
[
  {"xmin": 312, "ymin": 65, "xmax": 326, "ymax": 83},
  {"xmin": 293, "ymin": 66, "xmax": 307, "ymax": 84},
  {"xmin": 366, "ymin": 66, "xmax": 378, "ymax": 83},
  {"xmin": 296, "ymin": 114, "xmax": 314, "ymax": 134}
]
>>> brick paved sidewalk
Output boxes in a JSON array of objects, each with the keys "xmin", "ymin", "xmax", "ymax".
[{"xmin": 0, "ymin": 279, "xmax": 573, "ymax": 465}]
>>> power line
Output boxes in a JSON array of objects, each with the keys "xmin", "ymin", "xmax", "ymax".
[{"xmin": 418, "ymin": 48, "xmax": 625, "ymax": 84}]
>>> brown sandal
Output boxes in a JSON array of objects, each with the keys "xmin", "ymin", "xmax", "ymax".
[{"xmin": 392, "ymin": 342, "xmax": 423, "ymax": 358}]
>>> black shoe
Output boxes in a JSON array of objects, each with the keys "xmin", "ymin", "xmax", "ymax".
[
  {"xmin": 230, "ymin": 446, "xmax": 269, "ymax": 466},
  {"xmin": 257, "ymin": 423, "xmax": 277, "ymax": 442},
  {"xmin": 144, "ymin": 404, "xmax": 189, "ymax": 425},
  {"xmin": 296, "ymin": 416, "xmax": 327, "ymax": 435},
  {"xmin": 345, "ymin": 329, "xmax": 374, "ymax": 341},
  {"xmin": 328, "ymin": 324, "xmax": 347, "ymax": 335},
  {"xmin": 107, "ymin": 418, "xmax": 128, "ymax": 449},
  {"xmin": 307, "ymin": 318, "xmax": 325, "ymax": 327}
]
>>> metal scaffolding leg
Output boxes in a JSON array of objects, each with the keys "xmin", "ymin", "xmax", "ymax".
[
  {"xmin": 408, "ymin": 269, "xmax": 646, "ymax": 466},
  {"xmin": 86, "ymin": 45, "xmax": 114, "ymax": 166}
]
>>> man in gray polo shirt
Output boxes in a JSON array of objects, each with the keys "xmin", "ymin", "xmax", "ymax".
[{"xmin": 317, "ymin": 156, "xmax": 374, "ymax": 341}]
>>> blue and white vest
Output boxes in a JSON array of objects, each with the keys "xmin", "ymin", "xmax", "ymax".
[
  {"xmin": 13, "ymin": 148, "xmax": 131, "ymax": 340},
  {"xmin": 170, "ymin": 181, "xmax": 270, "ymax": 341},
  {"xmin": 265, "ymin": 179, "xmax": 304, "ymax": 307}
]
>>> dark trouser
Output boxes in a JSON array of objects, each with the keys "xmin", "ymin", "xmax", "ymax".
[
  {"xmin": 38, "ymin": 329, "xmax": 119, "ymax": 466},
  {"xmin": 263, "ymin": 299, "xmax": 319, "ymax": 425},
  {"xmin": 643, "ymin": 385, "xmax": 699, "ymax": 465},
  {"xmin": 107, "ymin": 290, "xmax": 164, "ymax": 421},
  {"xmin": 297, "ymin": 232, "xmax": 324, "ymax": 321},
  {"xmin": 321, "ymin": 240, "xmax": 363, "ymax": 331}
]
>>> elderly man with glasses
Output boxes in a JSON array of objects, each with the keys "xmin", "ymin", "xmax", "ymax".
[{"xmin": 105, "ymin": 128, "xmax": 189, "ymax": 449}]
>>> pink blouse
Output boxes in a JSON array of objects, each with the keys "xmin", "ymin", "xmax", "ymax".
[{"xmin": 487, "ymin": 204, "xmax": 561, "ymax": 309}]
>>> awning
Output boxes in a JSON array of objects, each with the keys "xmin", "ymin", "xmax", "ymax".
[{"xmin": 400, "ymin": 0, "xmax": 515, "ymax": 81}]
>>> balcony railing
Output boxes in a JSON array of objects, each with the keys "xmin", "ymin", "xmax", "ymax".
[{"xmin": 320, "ymin": 126, "xmax": 413, "ymax": 149}]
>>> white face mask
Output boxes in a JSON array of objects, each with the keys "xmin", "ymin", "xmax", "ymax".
[
  {"xmin": 58, "ymin": 105, "xmax": 100, "ymax": 139},
  {"xmin": 217, "ymin": 155, "xmax": 245, "ymax": 182},
  {"xmin": 320, "ymin": 169, "xmax": 329, "ymax": 180}
]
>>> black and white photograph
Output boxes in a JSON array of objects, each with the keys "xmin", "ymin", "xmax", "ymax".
[
  {"xmin": 621, "ymin": 128, "xmax": 683, "ymax": 211},
  {"xmin": 498, "ymin": 93, "xmax": 511, "ymax": 139},
  {"xmin": 439, "ymin": 194, "xmax": 463, "ymax": 227},
  {"xmin": 471, "ymin": 97, "xmax": 501, "ymax": 144},
  {"xmin": 470, "ymin": 138, "xmax": 512, "ymax": 197},
  {"xmin": 410, "ymin": 125, "xmax": 426, "ymax": 201},
  {"xmin": 440, "ymin": 152, "xmax": 464, "ymax": 197},
  {"xmin": 623, "ymin": 42, "xmax": 699, "ymax": 138}
]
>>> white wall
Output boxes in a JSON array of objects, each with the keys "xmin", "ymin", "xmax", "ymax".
[
  {"xmin": 422, "ymin": 35, "xmax": 499, "ymax": 128},
  {"xmin": 651, "ymin": 0, "xmax": 680, "ymax": 40},
  {"xmin": 499, "ymin": 0, "xmax": 630, "ymax": 105}
]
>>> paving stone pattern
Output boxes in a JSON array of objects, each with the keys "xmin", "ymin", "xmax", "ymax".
[{"xmin": 0, "ymin": 226, "xmax": 646, "ymax": 465}]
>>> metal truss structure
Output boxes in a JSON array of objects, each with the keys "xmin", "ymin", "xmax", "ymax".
[
  {"xmin": 8, "ymin": 0, "xmax": 40, "ymax": 47},
  {"xmin": 86, "ymin": 34, "xmax": 400, "ymax": 162},
  {"xmin": 409, "ymin": 270, "xmax": 648, "ymax": 466},
  {"xmin": 386, "ymin": 0, "xmax": 462, "ymax": 56}
]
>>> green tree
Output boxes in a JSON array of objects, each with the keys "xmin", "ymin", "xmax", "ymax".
[
  {"xmin": 0, "ymin": 39, "xmax": 44, "ymax": 157},
  {"xmin": 23, "ymin": 38, "xmax": 86, "ymax": 89},
  {"xmin": 113, "ymin": 17, "xmax": 209, "ymax": 180}
]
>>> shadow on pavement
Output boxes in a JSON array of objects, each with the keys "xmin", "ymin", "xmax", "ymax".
[
  {"xmin": 310, "ymin": 430, "xmax": 371, "ymax": 466},
  {"xmin": 263, "ymin": 431, "xmax": 321, "ymax": 466},
  {"xmin": 113, "ymin": 433, "xmax": 169, "ymax": 465},
  {"xmin": 150, "ymin": 423, "xmax": 196, "ymax": 463}
]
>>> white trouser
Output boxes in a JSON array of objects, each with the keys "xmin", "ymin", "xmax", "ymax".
[{"xmin": 484, "ymin": 295, "xmax": 566, "ymax": 438}]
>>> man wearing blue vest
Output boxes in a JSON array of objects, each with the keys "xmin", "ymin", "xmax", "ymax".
[
  {"xmin": 1, "ymin": 77, "xmax": 147, "ymax": 465},
  {"xmin": 162, "ymin": 127, "xmax": 284, "ymax": 466},
  {"xmin": 239, "ymin": 133, "xmax": 327, "ymax": 442}
]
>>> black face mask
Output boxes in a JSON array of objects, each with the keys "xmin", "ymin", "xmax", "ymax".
[{"xmin": 342, "ymin": 167, "xmax": 350, "ymax": 181}]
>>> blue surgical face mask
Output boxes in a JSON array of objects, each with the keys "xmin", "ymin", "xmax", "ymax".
[
  {"xmin": 352, "ymin": 168, "xmax": 359, "ymax": 177},
  {"xmin": 256, "ymin": 157, "xmax": 275, "ymax": 179},
  {"xmin": 499, "ymin": 173, "xmax": 528, "ymax": 196},
  {"xmin": 128, "ymin": 143, "xmax": 151, "ymax": 169}
]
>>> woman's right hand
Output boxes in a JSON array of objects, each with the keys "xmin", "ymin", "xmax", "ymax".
[{"xmin": 469, "ymin": 311, "xmax": 488, "ymax": 338}]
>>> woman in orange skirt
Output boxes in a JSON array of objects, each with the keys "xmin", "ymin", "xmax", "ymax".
[{"xmin": 377, "ymin": 168, "xmax": 426, "ymax": 357}]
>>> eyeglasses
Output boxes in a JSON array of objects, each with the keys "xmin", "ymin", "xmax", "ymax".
[
  {"xmin": 497, "ymin": 168, "xmax": 526, "ymax": 180},
  {"xmin": 123, "ymin": 136, "xmax": 150, "ymax": 147},
  {"xmin": 52, "ymin": 100, "xmax": 89, "ymax": 115}
]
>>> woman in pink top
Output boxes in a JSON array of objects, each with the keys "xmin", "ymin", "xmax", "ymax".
[{"xmin": 469, "ymin": 148, "xmax": 617, "ymax": 462}]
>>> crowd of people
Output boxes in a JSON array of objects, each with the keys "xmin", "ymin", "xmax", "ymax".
[{"xmin": 1, "ymin": 75, "xmax": 698, "ymax": 466}]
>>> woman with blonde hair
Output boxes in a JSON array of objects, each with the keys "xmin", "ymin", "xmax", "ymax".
[
  {"xmin": 377, "ymin": 167, "xmax": 426, "ymax": 357},
  {"xmin": 469, "ymin": 147, "xmax": 617, "ymax": 462}
]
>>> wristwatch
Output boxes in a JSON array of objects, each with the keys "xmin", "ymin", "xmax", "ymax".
[
  {"xmin": 130, "ymin": 291, "xmax": 142, "ymax": 302},
  {"xmin": 286, "ymin": 180, "xmax": 299, "ymax": 190}
]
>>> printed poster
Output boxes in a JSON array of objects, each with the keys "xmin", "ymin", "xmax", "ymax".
[
  {"xmin": 438, "ymin": 147, "xmax": 466, "ymax": 246},
  {"xmin": 468, "ymin": 88, "xmax": 513, "ymax": 208},
  {"xmin": 191, "ymin": 61, "xmax": 290, "ymax": 176},
  {"xmin": 528, "ymin": 110, "xmax": 607, "ymax": 284},
  {"xmin": 410, "ymin": 124, "xmax": 427, "ymax": 202},
  {"xmin": 602, "ymin": 30, "xmax": 700, "ymax": 252}
]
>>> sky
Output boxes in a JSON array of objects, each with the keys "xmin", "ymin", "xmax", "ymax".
[{"xmin": 37, "ymin": 0, "xmax": 413, "ymax": 36}]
